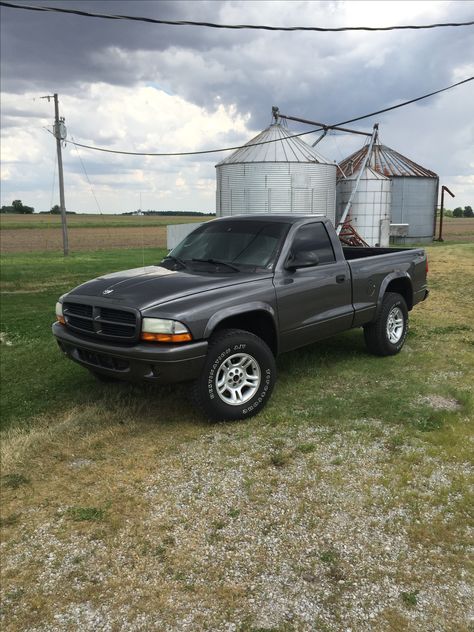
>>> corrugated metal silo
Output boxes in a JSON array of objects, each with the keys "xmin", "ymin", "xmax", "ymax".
[
  {"xmin": 338, "ymin": 143, "xmax": 439, "ymax": 244},
  {"xmin": 216, "ymin": 124, "xmax": 337, "ymax": 223},
  {"xmin": 336, "ymin": 166, "xmax": 392, "ymax": 246}
]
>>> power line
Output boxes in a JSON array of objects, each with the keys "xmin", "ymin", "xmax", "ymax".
[
  {"xmin": 1, "ymin": 2, "xmax": 473, "ymax": 32},
  {"xmin": 62, "ymin": 76, "xmax": 473, "ymax": 157},
  {"xmin": 70, "ymin": 136, "xmax": 104, "ymax": 215}
]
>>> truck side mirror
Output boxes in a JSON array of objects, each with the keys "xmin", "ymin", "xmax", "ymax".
[{"xmin": 286, "ymin": 251, "xmax": 320, "ymax": 271}]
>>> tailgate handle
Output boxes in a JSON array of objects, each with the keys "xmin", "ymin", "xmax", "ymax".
[{"xmin": 336, "ymin": 274, "xmax": 346, "ymax": 284}]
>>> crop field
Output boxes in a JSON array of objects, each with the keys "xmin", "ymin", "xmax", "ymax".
[
  {"xmin": 1, "ymin": 214, "xmax": 472, "ymax": 254},
  {"xmin": 434, "ymin": 216, "xmax": 474, "ymax": 242},
  {"xmin": 0, "ymin": 214, "xmax": 210, "ymax": 253},
  {"xmin": 0, "ymin": 230, "xmax": 473, "ymax": 630}
]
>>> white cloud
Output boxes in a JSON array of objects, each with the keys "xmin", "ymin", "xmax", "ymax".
[{"xmin": 0, "ymin": 0, "xmax": 472, "ymax": 212}]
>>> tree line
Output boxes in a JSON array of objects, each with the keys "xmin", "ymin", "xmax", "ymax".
[{"xmin": 450, "ymin": 206, "xmax": 473, "ymax": 218}]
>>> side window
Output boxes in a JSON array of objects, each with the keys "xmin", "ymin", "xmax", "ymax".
[{"xmin": 291, "ymin": 222, "xmax": 336, "ymax": 264}]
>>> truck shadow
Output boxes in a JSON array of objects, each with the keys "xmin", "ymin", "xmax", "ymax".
[
  {"xmin": 277, "ymin": 328, "xmax": 367, "ymax": 377},
  {"xmin": 82, "ymin": 329, "xmax": 368, "ymax": 425}
]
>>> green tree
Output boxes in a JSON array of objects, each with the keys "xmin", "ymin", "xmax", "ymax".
[
  {"xmin": 452, "ymin": 207, "xmax": 464, "ymax": 218},
  {"xmin": 463, "ymin": 206, "xmax": 473, "ymax": 218},
  {"xmin": 7, "ymin": 200, "xmax": 34, "ymax": 214},
  {"xmin": 50, "ymin": 205, "xmax": 61, "ymax": 214}
]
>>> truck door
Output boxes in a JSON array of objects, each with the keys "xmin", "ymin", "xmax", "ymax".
[{"xmin": 274, "ymin": 222, "xmax": 353, "ymax": 352}]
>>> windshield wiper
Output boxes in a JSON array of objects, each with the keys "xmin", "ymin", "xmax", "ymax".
[
  {"xmin": 162, "ymin": 255, "xmax": 187, "ymax": 269},
  {"xmin": 191, "ymin": 258, "xmax": 240, "ymax": 272}
]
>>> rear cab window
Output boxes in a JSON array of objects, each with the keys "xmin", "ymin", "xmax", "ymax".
[{"xmin": 290, "ymin": 222, "xmax": 336, "ymax": 264}]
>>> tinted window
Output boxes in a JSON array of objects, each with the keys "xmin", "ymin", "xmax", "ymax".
[
  {"xmin": 171, "ymin": 220, "xmax": 289, "ymax": 270},
  {"xmin": 291, "ymin": 222, "xmax": 335, "ymax": 264}
]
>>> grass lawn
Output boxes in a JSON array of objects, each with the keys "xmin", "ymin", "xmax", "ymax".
[{"xmin": 1, "ymin": 243, "xmax": 473, "ymax": 631}]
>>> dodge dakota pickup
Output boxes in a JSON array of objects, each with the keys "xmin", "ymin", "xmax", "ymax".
[{"xmin": 53, "ymin": 215, "xmax": 429, "ymax": 420}]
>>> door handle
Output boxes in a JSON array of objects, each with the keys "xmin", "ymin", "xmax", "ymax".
[{"xmin": 336, "ymin": 275, "xmax": 345, "ymax": 284}]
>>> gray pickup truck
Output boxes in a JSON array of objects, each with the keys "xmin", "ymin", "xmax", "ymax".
[{"xmin": 53, "ymin": 215, "xmax": 428, "ymax": 420}]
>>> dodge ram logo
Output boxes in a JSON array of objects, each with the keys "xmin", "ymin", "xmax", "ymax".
[{"xmin": 102, "ymin": 288, "xmax": 114, "ymax": 295}]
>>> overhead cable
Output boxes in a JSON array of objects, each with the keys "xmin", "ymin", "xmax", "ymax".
[
  {"xmin": 60, "ymin": 76, "xmax": 473, "ymax": 157},
  {"xmin": 1, "ymin": 2, "xmax": 473, "ymax": 32}
]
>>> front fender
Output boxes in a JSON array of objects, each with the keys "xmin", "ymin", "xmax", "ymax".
[{"xmin": 204, "ymin": 302, "xmax": 277, "ymax": 339}]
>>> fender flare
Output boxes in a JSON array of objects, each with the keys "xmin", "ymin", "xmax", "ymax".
[
  {"xmin": 204, "ymin": 302, "xmax": 277, "ymax": 340},
  {"xmin": 375, "ymin": 272, "xmax": 413, "ymax": 317}
]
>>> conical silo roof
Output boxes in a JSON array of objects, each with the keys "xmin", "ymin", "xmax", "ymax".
[
  {"xmin": 344, "ymin": 165, "xmax": 390, "ymax": 181},
  {"xmin": 217, "ymin": 123, "xmax": 332, "ymax": 165},
  {"xmin": 338, "ymin": 143, "xmax": 437, "ymax": 179}
]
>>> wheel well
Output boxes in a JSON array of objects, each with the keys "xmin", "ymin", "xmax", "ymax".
[
  {"xmin": 212, "ymin": 311, "xmax": 278, "ymax": 355},
  {"xmin": 385, "ymin": 278, "xmax": 413, "ymax": 310}
]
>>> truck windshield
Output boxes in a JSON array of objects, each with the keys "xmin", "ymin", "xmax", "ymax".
[{"xmin": 168, "ymin": 220, "xmax": 289, "ymax": 271}]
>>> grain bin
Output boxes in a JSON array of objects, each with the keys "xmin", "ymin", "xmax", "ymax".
[
  {"xmin": 216, "ymin": 123, "xmax": 337, "ymax": 223},
  {"xmin": 338, "ymin": 143, "xmax": 439, "ymax": 244},
  {"xmin": 336, "ymin": 166, "xmax": 392, "ymax": 246}
]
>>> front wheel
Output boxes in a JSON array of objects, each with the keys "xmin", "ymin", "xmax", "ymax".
[
  {"xmin": 364, "ymin": 292, "xmax": 408, "ymax": 356},
  {"xmin": 191, "ymin": 328, "xmax": 276, "ymax": 421}
]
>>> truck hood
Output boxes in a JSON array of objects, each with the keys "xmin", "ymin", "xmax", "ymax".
[{"xmin": 66, "ymin": 265, "xmax": 272, "ymax": 310}]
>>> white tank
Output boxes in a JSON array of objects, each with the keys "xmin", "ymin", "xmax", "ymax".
[
  {"xmin": 216, "ymin": 123, "xmax": 337, "ymax": 223},
  {"xmin": 338, "ymin": 142, "xmax": 439, "ymax": 244},
  {"xmin": 336, "ymin": 166, "xmax": 392, "ymax": 246}
]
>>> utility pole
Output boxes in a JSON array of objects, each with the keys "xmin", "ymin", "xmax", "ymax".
[{"xmin": 41, "ymin": 93, "xmax": 69, "ymax": 255}]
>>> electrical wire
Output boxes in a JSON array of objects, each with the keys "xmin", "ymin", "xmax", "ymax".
[
  {"xmin": 61, "ymin": 76, "xmax": 473, "ymax": 157},
  {"xmin": 70, "ymin": 136, "xmax": 104, "ymax": 214},
  {"xmin": 49, "ymin": 143, "xmax": 57, "ymax": 210},
  {"xmin": 1, "ymin": 2, "xmax": 473, "ymax": 31}
]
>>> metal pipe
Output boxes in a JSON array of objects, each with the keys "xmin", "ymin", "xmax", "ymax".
[
  {"xmin": 437, "ymin": 185, "xmax": 455, "ymax": 242},
  {"xmin": 277, "ymin": 112, "xmax": 372, "ymax": 137},
  {"xmin": 311, "ymin": 129, "xmax": 328, "ymax": 147},
  {"xmin": 336, "ymin": 124, "xmax": 379, "ymax": 235}
]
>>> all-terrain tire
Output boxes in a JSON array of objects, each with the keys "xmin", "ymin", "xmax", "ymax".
[
  {"xmin": 364, "ymin": 292, "xmax": 408, "ymax": 356},
  {"xmin": 191, "ymin": 328, "xmax": 276, "ymax": 421}
]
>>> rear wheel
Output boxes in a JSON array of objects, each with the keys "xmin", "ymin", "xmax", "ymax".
[
  {"xmin": 364, "ymin": 292, "xmax": 408, "ymax": 356},
  {"xmin": 191, "ymin": 328, "xmax": 276, "ymax": 421}
]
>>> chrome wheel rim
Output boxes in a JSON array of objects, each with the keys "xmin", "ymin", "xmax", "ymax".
[
  {"xmin": 387, "ymin": 306, "xmax": 404, "ymax": 343},
  {"xmin": 215, "ymin": 353, "xmax": 261, "ymax": 406}
]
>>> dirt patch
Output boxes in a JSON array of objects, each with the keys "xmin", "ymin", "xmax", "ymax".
[
  {"xmin": 416, "ymin": 395, "xmax": 461, "ymax": 411},
  {"xmin": 0, "ymin": 226, "xmax": 168, "ymax": 253}
]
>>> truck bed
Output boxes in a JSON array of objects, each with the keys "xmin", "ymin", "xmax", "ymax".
[{"xmin": 342, "ymin": 246, "xmax": 412, "ymax": 260}]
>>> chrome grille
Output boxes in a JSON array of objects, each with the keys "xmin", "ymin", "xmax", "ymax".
[{"xmin": 63, "ymin": 301, "xmax": 139, "ymax": 341}]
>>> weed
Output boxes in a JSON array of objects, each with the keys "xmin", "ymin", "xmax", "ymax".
[
  {"xmin": 212, "ymin": 519, "xmax": 227, "ymax": 531},
  {"xmin": 296, "ymin": 442, "xmax": 316, "ymax": 454},
  {"xmin": 401, "ymin": 590, "xmax": 419, "ymax": 607},
  {"xmin": 1, "ymin": 473, "xmax": 30, "ymax": 489},
  {"xmin": 66, "ymin": 506, "xmax": 106, "ymax": 522},
  {"xmin": 0, "ymin": 513, "xmax": 20, "ymax": 527},
  {"xmin": 416, "ymin": 415, "xmax": 445, "ymax": 432},
  {"xmin": 319, "ymin": 549, "xmax": 339, "ymax": 565},
  {"xmin": 270, "ymin": 451, "xmax": 290, "ymax": 467},
  {"xmin": 386, "ymin": 434, "xmax": 405, "ymax": 452}
]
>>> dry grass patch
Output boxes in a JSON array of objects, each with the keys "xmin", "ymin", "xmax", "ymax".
[{"xmin": 1, "ymin": 409, "xmax": 472, "ymax": 631}]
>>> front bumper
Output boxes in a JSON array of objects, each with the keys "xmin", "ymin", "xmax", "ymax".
[{"xmin": 52, "ymin": 322, "xmax": 208, "ymax": 384}]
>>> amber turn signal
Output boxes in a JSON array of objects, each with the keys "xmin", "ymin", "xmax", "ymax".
[
  {"xmin": 140, "ymin": 332, "xmax": 192, "ymax": 343},
  {"xmin": 56, "ymin": 315, "xmax": 66, "ymax": 325}
]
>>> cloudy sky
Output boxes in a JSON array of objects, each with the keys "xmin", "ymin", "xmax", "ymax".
[{"xmin": 1, "ymin": 0, "xmax": 473, "ymax": 213}]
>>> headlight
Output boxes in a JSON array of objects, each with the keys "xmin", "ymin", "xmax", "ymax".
[
  {"xmin": 141, "ymin": 318, "xmax": 192, "ymax": 343},
  {"xmin": 55, "ymin": 301, "xmax": 65, "ymax": 325}
]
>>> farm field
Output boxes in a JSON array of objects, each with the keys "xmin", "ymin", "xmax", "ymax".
[
  {"xmin": 0, "ymin": 214, "xmax": 210, "ymax": 253},
  {"xmin": 1, "ymin": 214, "xmax": 472, "ymax": 254},
  {"xmin": 1, "ymin": 242, "xmax": 473, "ymax": 631},
  {"xmin": 433, "ymin": 216, "xmax": 474, "ymax": 242}
]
